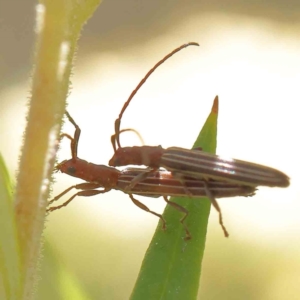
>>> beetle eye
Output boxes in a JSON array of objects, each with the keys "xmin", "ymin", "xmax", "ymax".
[{"xmin": 67, "ymin": 166, "xmax": 76, "ymax": 174}]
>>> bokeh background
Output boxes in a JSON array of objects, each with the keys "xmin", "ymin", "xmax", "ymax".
[{"xmin": 1, "ymin": 1, "xmax": 300, "ymax": 299}]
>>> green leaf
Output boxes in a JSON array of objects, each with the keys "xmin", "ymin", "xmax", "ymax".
[
  {"xmin": 0, "ymin": 154, "xmax": 22, "ymax": 300},
  {"xmin": 130, "ymin": 96, "xmax": 218, "ymax": 300}
]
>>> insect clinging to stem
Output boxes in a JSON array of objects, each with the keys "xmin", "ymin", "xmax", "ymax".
[
  {"xmin": 108, "ymin": 44, "xmax": 289, "ymax": 190},
  {"xmin": 48, "ymin": 111, "xmax": 256, "ymax": 239}
]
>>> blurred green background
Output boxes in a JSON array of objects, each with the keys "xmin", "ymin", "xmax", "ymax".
[{"xmin": 1, "ymin": 1, "xmax": 300, "ymax": 299}]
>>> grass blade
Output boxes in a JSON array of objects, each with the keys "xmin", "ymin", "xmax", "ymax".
[
  {"xmin": 0, "ymin": 154, "xmax": 22, "ymax": 299},
  {"xmin": 130, "ymin": 96, "xmax": 218, "ymax": 300}
]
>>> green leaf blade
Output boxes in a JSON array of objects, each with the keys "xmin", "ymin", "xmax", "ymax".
[
  {"xmin": 0, "ymin": 154, "xmax": 22, "ymax": 300},
  {"xmin": 130, "ymin": 96, "xmax": 219, "ymax": 300}
]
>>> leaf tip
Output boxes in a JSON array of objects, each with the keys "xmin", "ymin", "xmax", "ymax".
[{"xmin": 211, "ymin": 95, "xmax": 219, "ymax": 114}]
